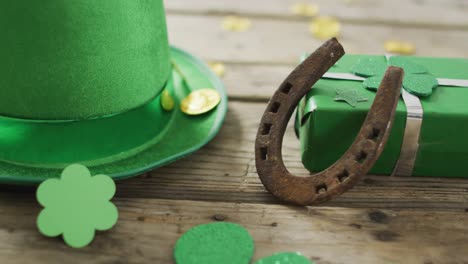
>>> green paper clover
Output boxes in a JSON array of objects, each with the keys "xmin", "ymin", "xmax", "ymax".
[
  {"xmin": 174, "ymin": 222, "xmax": 314, "ymax": 264},
  {"xmin": 352, "ymin": 56, "xmax": 438, "ymax": 97},
  {"xmin": 36, "ymin": 164, "xmax": 118, "ymax": 248}
]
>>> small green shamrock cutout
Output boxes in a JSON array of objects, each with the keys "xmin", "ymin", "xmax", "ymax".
[
  {"xmin": 334, "ymin": 88, "xmax": 368, "ymax": 107},
  {"xmin": 352, "ymin": 56, "xmax": 438, "ymax": 97},
  {"xmin": 37, "ymin": 164, "xmax": 118, "ymax": 248},
  {"xmin": 255, "ymin": 252, "xmax": 313, "ymax": 264}
]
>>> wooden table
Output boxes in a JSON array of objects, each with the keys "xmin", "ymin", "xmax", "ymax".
[{"xmin": 1, "ymin": 1, "xmax": 467, "ymax": 263}]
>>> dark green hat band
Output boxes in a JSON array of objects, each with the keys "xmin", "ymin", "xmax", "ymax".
[
  {"xmin": 0, "ymin": 75, "xmax": 179, "ymax": 168},
  {"xmin": 0, "ymin": 0, "xmax": 170, "ymax": 120}
]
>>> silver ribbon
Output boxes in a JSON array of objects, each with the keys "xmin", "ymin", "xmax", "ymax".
[
  {"xmin": 393, "ymin": 89, "xmax": 423, "ymax": 176},
  {"xmin": 387, "ymin": 54, "xmax": 421, "ymax": 177},
  {"xmin": 322, "ymin": 58, "xmax": 468, "ymax": 176}
]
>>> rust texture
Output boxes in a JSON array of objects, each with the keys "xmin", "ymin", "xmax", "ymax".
[{"xmin": 255, "ymin": 38, "xmax": 404, "ymax": 205}]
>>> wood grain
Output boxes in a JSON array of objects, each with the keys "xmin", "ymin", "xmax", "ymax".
[
  {"xmin": 220, "ymin": 63, "xmax": 291, "ymax": 100},
  {"xmin": 0, "ymin": 196, "xmax": 467, "ymax": 264},
  {"xmin": 167, "ymin": 14, "xmax": 468, "ymax": 65},
  {"xmin": 166, "ymin": 0, "xmax": 468, "ymax": 29}
]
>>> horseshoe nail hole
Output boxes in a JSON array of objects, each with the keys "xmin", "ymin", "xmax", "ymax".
[
  {"xmin": 260, "ymin": 147, "xmax": 268, "ymax": 160},
  {"xmin": 316, "ymin": 184, "xmax": 327, "ymax": 194},
  {"xmin": 280, "ymin": 82, "xmax": 293, "ymax": 94},
  {"xmin": 337, "ymin": 169, "xmax": 349, "ymax": 182},
  {"xmin": 261, "ymin": 123, "xmax": 272, "ymax": 135},
  {"xmin": 368, "ymin": 128, "xmax": 381, "ymax": 141},
  {"xmin": 356, "ymin": 151, "xmax": 367, "ymax": 163},
  {"xmin": 269, "ymin": 102, "xmax": 280, "ymax": 113}
]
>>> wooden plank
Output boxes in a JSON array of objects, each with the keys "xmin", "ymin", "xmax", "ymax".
[
  {"xmin": 165, "ymin": 0, "xmax": 468, "ymax": 29},
  {"xmin": 167, "ymin": 14, "xmax": 468, "ymax": 65},
  {"xmin": 6, "ymin": 102, "xmax": 464, "ymax": 211},
  {"xmin": 0, "ymin": 197, "xmax": 466, "ymax": 263},
  {"xmin": 216, "ymin": 63, "xmax": 290, "ymax": 100}
]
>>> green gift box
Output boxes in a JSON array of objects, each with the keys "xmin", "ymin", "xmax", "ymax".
[{"xmin": 295, "ymin": 55, "xmax": 468, "ymax": 178}]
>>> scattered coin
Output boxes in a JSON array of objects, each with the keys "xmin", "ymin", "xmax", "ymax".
[
  {"xmin": 290, "ymin": 3, "xmax": 319, "ymax": 17},
  {"xmin": 384, "ymin": 40, "xmax": 416, "ymax": 55},
  {"xmin": 310, "ymin": 16, "xmax": 341, "ymax": 40},
  {"xmin": 180, "ymin": 89, "xmax": 221, "ymax": 115},
  {"xmin": 208, "ymin": 62, "xmax": 226, "ymax": 77},
  {"xmin": 160, "ymin": 90, "xmax": 175, "ymax": 111},
  {"xmin": 222, "ymin": 16, "xmax": 252, "ymax": 32}
]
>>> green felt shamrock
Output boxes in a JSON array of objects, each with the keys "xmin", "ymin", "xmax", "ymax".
[
  {"xmin": 352, "ymin": 56, "xmax": 438, "ymax": 97},
  {"xmin": 174, "ymin": 222, "xmax": 314, "ymax": 264},
  {"xmin": 334, "ymin": 88, "xmax": 368, "ymax": 107},
  {"xmin": 36, "ymin": 164, "xmax": 118, "ymax": 248}
]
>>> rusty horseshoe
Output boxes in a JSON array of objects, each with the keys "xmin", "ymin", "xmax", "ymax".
[{"xmin": 255, "ymin": 38, "xmax": 404, "ymax": 205}]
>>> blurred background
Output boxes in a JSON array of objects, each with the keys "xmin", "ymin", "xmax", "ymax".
[{"xmin": 164, "ymin": 0, "xmax": 468, "ymax": 99}]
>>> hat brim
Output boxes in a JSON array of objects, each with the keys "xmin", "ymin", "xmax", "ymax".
[{"xmin": 0, "ymin": 47, "xmax": 227, "ymax": 185}]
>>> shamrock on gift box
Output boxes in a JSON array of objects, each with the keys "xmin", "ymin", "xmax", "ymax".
[
  {"xmin": 174, "ymin": 222, "xmax": 314, "ymax": 264},
  {"xmin": 351, "ymin": 56, "xmax": 439, "ymax": 97}
]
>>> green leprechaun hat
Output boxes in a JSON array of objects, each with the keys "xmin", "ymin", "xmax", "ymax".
[{"xmin": 0, "ymin": 0, "xmax": 227, "ymax": 184}]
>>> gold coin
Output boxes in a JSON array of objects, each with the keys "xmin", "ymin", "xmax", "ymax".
[
  {"xmin": 290, "ymin": 3, "xmax": 319, "ymax": 17},
  {"xmin": 160, "ymin": 90, "xmax": 175, "ymax": 111},
  {"xmin": 222, "ymin": 16, "xmax": 252, "ymax": 32},
  {"xmin": 309, "ymin": 16, "xmax": 341, "ymax": 40},
  {"xmin": 208, "ymin": 62, "xmax": 226, "ymax": 77},
  {"xmin": 180, "ymin": 89, "xmax": 221, "ymax": 115},
  {"xmin": 384, "ymin": 40, "xmax": 416, "ymax": 55}
]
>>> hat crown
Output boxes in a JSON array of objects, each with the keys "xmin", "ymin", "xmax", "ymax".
[{"xmin": 0, "ymin": 0, "xmax": 170, "ymax": 120}]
